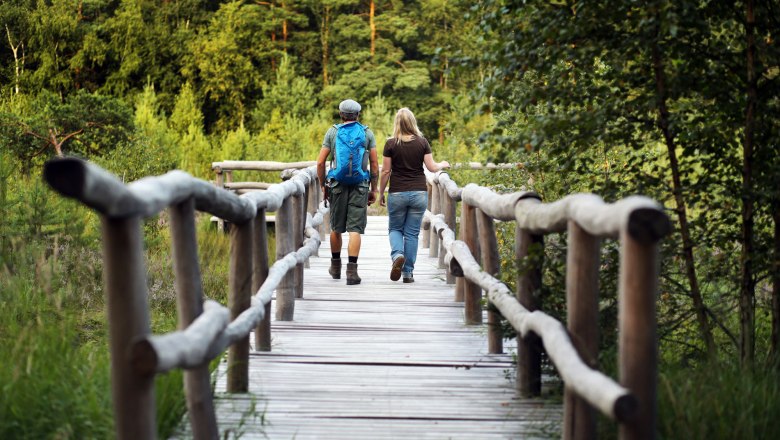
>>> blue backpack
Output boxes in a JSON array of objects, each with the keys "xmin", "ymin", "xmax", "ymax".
[{"xmin": 326, "ymin": 122, "xmax": 370, "ymax": 185}]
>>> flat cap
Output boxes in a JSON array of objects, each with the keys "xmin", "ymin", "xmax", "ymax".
[{"xmin": 338, "ymin": 99, "xmax": 361, "ymax": 113}]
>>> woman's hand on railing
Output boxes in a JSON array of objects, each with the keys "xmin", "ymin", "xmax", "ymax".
[{"xmin": 439, "ymin": 160, "xmax": 451, "ymax": 170}]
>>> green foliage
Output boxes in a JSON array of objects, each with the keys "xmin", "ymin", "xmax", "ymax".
[
  {"xmin": 184, "ymin": 1, "xmax": 272, "ymax": 131},
  {"xmin": 359, "ymin": 93, "xmax": 393, "ymax": 152},
  {"xmin": 219, "ymin": 122, "xmax": 253, "ymax": 162},
  {"xmin": 250, "ymin": 54, "xmax": 318, "ymax": 131},
  {"xmin": 0, "ymin": 240, "xmax": 112, "ymax": 439},
  {"xmin": 170, "ymin": 82, "xmax": 204, "ymax": 137},
  {"xmin": 179, "ymin": 123, "xmax": 214, "ymax": 179},
  {"xmin": 470, "ymin": 0, "xmax": 780, "ymax": 366},
  {"xmin": 0, "ymin": 90, "xmax": 134, "ymax": 171},
  {"xmin": 0, "ymin": 209, "xmax": 232, "ymax": 438}
]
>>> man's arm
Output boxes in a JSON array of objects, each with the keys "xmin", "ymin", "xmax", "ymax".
[
  {"xmin": 316, "ymin": 147, "xmax": 330, "ymax": 195},
  {"xmin": 318, "ymin": 127, "xmax": 335, "ymax": 185}
]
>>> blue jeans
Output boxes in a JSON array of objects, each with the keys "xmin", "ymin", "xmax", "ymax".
[{"xmin": 387, "ymin": 191, "xmax": 428, "ymax": 277}]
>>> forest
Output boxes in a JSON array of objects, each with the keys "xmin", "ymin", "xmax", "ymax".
[{"xmin": 1, "ymin": 0, "xmax": 779, "ymax": 438}]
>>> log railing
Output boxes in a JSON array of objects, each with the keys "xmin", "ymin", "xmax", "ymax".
[
  {"xmin": 211, "ymin": 161, "xmax": 327, "ymax": 236},
  {"xmin": 422, "ymin": 171, "xmax": 671, "ymax": 440},
  {"xmin": 43, "ymin": 158, "xmax": 326, "ymax": 440}
]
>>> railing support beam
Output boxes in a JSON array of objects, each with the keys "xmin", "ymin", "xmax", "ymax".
[
  {"xmin": 462, "ymin": 203, "xmax": 482, "ymax": 324},
  {"xmin": 227, "ymin": 219, "xmax": 253, "ymax": 393},
  {"xmin": 429, "ymin": 183, "xmax": 441, "ymax": 258},
  {"xmin": 276, "ymin": 196, "xmax": 296, "ymax": 320},
  {"xmin": 293, "ymin": 191, "xmax": 306, "ymax": 298},
  {"xmin": 477, "ymin": 208, "xmax": 502, "ymax": 353},
  {"xmin": 102, "ymin": 215, "xmax": 157, "ymax": 440},
  {"xmin": 442, "ymin": 188, "xmax": 457, "ymax": 285},
  {"xmin": 254, "ymin": 208, "xmax": 272, "ymax": 351},
  {"xmin": 423, "ymin": 181, "xmax": 432, "ymax": 248},
  {"xmin": 516, "ymin": 224, "xmax": 543, "ymax": 397},
  {"xmin": 618, "ymin": 219, "xmax": 661, "ymax": 440},
  {"xmin": 170, "ymin": 198, "xmax": 219, "ymax": 439},
  {"xmin": 564, "ymin": 220, "xmax": 601, "ymax": 440}
]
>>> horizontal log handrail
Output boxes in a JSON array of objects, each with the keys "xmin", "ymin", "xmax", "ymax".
[
  {"xmin": 424, "ymin": 169, "xmax": 670, "ymax": 440},
  {"xmin": 44, "ymin": 158, "xmax": 326, "ymax": 440},
  {"xmin": 451, "ymin": 162, "xmax": 520, "ymax": 170},
  {"xmin": 212, "ymin": 160, "xmax": 317, "ymax": 171},
  {"xmin": 224, "ymin": 181, "xmax": 273, "ymax": 190},
  {"xmin": 43, "ymin": 158, "xmax": 313, "ymax": 222}
]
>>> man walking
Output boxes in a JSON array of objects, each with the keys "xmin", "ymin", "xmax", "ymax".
[{"xmin": 316, "ymin": 99, "xmax": 379, "ymax": 285}]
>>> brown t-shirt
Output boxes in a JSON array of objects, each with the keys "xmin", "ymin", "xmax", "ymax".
[{"xmin": 383, "ymin": 136, "xmax": 432, "ymax": 193}]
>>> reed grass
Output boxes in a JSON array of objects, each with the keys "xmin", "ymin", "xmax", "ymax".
[
  {"xmin": 0, "ymin": 214, "xmax": 237, "ymax": 438},
  {"xmin": 658, "ymin": 361, "xmax": 780, "ymax": 439}
]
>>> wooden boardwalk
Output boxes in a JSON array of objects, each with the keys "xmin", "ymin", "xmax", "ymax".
[{"xmin": 174, "ymin": 216, "xmax": 562, "ymax": 439}]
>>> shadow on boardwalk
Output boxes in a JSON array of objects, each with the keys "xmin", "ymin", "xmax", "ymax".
[{"xmin": 173, "ymin": 216, "xmax": 562, "ymax": 439}]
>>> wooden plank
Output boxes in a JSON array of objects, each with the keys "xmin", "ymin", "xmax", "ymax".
[{"xmin": 171, "ymin": 216, "xmax": 561, "ymax": 439}]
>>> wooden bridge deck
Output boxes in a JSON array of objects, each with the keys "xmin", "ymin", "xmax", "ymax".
[{"xmin": 173, "ymin": 216, "xmax": 562, "ymax": 439}]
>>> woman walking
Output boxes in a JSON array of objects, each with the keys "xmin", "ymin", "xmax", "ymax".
[{"xmin": 379, "ymin": 108, "xmax": 449, "ymax": 283}]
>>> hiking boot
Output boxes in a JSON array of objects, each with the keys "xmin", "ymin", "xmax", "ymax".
[
  {"xmin": 328, "ymin": 258, "xmax": 342, "ymax": 279},
  {"xmin": 390, "ymin": 255, "xmax": 406, "ymax": 281},
  {"xmin": 346, "ymin": 262, "xmax": 361, "ymax": 285},
  {"xmin": 403, "ymin": 274, "xmax": 415, "ymax": 283}
]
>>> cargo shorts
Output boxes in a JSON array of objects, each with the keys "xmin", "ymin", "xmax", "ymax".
[{"xmin": 328, "ymin": 180, "xmax": 369, "ymax": 234}]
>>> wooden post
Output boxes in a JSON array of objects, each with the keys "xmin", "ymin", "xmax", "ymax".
[
  {"xmin": 275, "ymin": 196, "xmax": 296, "ymax": 320},
  {"xmin": 429, "ymin": 183, "xmax": 440, "ymax": 258},
  {"xmin": 618, "ymin": 221, "xmax": 660, "ymax": 440},
  {"xmin": 422, "ymin": 181, "xmax": 432, "ymax": 248},
  {"xmin": 307, "ymin": 178, "xmax": 319, "ymax": 257},
  {"xmin": 293, "ymin": 191, "xmax": 305, "ymax": 298},
  {"xmin": 169, "ymin": 198, "xmax": 219, "ymax": 439},
  {"xmin": 516, "ymin": 223, "xmax": 543, "ymax": 397},
  {"xmin": 442, "ymin": 189, "xmax": 457, "ymax": 285},
  {"xmin": 101, "ymin": 215, "xmax": 156, "ymax": 440},
  {"xmin": 455, "ymin": 195, "xmax": 465, "ymax": 302},
  {"xmin": 227, "ymin": 218, "xmax": 253, "ymax": 393},
  {"xmin": 437, "ymin": 183, "xmax": 447, "ymax": 269},
  {"xmin": 322, "ymin": 180, "xmax": 332, "ymax": 236},
  {"xmin": 254, "ymin": 208, "xmax": 272, "ymax": 351},
  {"xmin": 564, "ymin": 221, "xmax": 601, "ymax": 440},
  {"xmin": 461, "ymin": 203, "xmax": 482, "ymax": 324},
  {"xmin": 215, "ymin": 168, "xmax": 225, "ymax": 232},
  {"xmin": 476, "ymin": 208, "xmax": 502, "ymax": 354}
]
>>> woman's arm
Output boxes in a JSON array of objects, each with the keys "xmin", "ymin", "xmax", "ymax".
[
  {"xmin": 423, "ymin": 153, "xmax": 450, "ymax": 172},
  {"xmin": 379, "ymin": 156, "xmax": 392, "ymax": 206}
]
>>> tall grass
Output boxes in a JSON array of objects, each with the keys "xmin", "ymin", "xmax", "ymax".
[
  {"xmin": 0, "ymin": 212, "xmax": 234, "ymax": 438},
  {"xmin": 659, "ymin": 361, "xmax": 780, "ymax": 439},
  {"xmin": 0, "ymin": 241, "xmax": 113, "ymax": 438}
]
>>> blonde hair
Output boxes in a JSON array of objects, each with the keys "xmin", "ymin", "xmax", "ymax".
[{"xmin": 392, "ymin": 108, "xmax": 423, "ymax": 143}]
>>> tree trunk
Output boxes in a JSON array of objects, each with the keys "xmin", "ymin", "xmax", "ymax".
[
  {"xmin": 6, "ymin": 25, "xmax": 21, "ymax": 95},
  {"xmin": 370, "ymin": 0, "xmax": 376, "ymax": 59},
  {"xmin": 772, "ymin": 200, "xmax": 780, "ymax": 364},
  {"xmin": 321, "ymin": 6, "xmax": 330, "ymax": 87},
  {"xmin": 740, "ymin": 0, "xmax": 757, "ymax": 367},
  {"xmin": 652, "ymin": 27, "xmax": 716, "ymax": 358},
  {"xmin": 282, "ymin": 1, "xmax": 288, "ymax": 52},
  {"xmin": 271, "ymin": 32, "xmax": 277, "ymax": 71}
]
